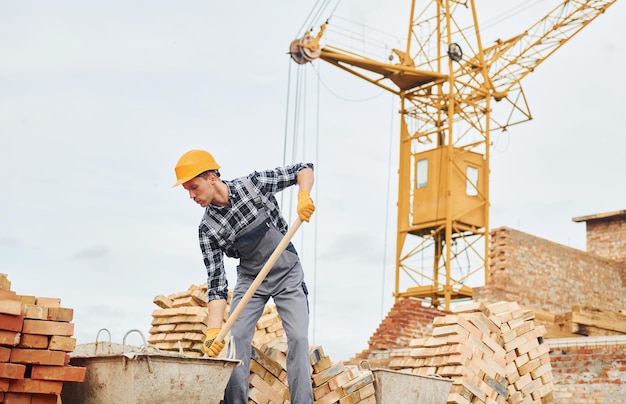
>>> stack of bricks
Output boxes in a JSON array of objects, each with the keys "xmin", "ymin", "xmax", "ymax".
[
  {"xmin": 309, "ymin": 345, "xmax": 375, "ymax": 404},
  {"xmin": 148, "ymin": 284, "xmax": 213, "ymax": 357},
  {"xmin": 556, "ymin": 305, "xmax": 626, "ymax": 337},
  {"xmin": 249, "ymin": 337, "xmax": 376, "ymax": 404},
  {"xmin": 249, "ymin": 340, "xmax": 290, "ymax": 403},
  {"xmin": 387, "ymin": 300, "xmax": 554, "ymax": 403},
  {"xmin": 147, "ymin": 284, "xmax": 287, "ymax": 358},
  {"xmin": 491, "ymin": 301, "xmax": 554, "ymax": 403},
  {"xmin": 0, "ymin": 273, "xmax": 86, "ymax": 404}
]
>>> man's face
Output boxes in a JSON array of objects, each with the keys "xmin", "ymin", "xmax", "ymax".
[{"xmin": 182, "ymin": 175, "xmax": 214, "ymax": 208}]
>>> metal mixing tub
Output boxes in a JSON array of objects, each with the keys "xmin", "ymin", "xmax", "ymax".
[
  {"xmin": 361, "ymin": 361, "xmax": 453, "ymax": 403},
  {"xmin": 61, "ymin": 329, "xmax": 240, "ymax": 404}
]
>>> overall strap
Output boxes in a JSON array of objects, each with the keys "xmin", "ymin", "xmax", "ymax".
[
  {"xmin": 240, "ymin": 176, "xmax": 278, "ymax": 213},
  {"xmin": 241, "ymin": 176, "xmax": 297, "ymax": 255},
  {"xmin": 202, "ymin": 211, "xmax": 236, "ymax": 246},
  {"xmin": 203, "ymin": 212, "xmax": 221, "ymax": 232}
]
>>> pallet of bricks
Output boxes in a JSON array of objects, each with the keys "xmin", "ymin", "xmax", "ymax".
[
  {"xmin": 147, "ymin": 283, "xmax": 377, "ymax": 403},
  {"xmin": 0, "ymin": 273, "xmax": 86, "ymax": 404},
  {"xmin": 387, "ymin": 300, "xmax": 554, "ymax": 403}
]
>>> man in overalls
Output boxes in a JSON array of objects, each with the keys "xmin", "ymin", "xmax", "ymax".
[{"xmin": 173, "ymin": 149, "xmax": 315, "ymax": 404}]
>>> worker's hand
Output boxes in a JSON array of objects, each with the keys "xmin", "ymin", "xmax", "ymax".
[
  {"xmin": 297, "ymin": 191, "xmax": 315, "ymax": 222},
  {"xmin": 201, "ymin": 328, "xmax": 225, "ymax": 357}
]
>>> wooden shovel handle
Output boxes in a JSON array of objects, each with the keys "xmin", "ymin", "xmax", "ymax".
[{"xmin": 216, "ymin": 217, "xmax": 303, "ymax": 342}]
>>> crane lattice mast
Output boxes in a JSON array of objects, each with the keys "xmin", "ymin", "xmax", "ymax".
[{"xmin": 290, "ymin": 0, "xmax": 619, "ymax": 310}]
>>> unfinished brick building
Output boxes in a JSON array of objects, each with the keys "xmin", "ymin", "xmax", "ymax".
[{"xmin": 357, "ymin": 209, "xmax": 626, "ymax": 403}]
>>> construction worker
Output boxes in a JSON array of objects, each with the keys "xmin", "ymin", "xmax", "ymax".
[{"xmin": 172, "ymin": 149, "xmax": 315, "ymax": 404}]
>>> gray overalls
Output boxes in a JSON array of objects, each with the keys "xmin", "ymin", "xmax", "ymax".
[{"xmin": 205, "ymin": 178, "xmax": 313, "ymax": 404}]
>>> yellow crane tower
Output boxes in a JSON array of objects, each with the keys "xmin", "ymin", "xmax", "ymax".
[{"xmin": 290, "ymin": 0, "xmax": 619, "ymax": 310}]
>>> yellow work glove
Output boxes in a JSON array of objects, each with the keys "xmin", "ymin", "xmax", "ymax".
[
  {"xmin": 297, "ymin": 191, "xmax": 315, "ymax": 222},
  {"xmin": 201, "ymin": 328, "xmax": 225, "ymax": 357}
]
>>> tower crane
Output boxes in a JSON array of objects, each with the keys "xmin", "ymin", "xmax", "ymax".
[{"xmin": 290, "ymin": 0, "xmax": 619, "ymax": 310}]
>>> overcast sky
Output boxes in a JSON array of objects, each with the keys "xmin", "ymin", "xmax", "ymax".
[{"xmin": 2, "ymin": 1, "xmax": 625, "ymax": 362}]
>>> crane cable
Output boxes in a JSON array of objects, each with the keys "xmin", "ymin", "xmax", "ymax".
[
  {"xmin": 295, "ymin": 0, "xmax": 342, "ymax": 38},
  {"xmin": 283, "ymin": 58, "xmax": 395, "ymax": 345},
  {"xmin": 282, "ymin": 45, "xmax": 323, "ymax": 345},
  {"xmin": 285, "ymin": 0, "xmax": 403, "ymax": 346},
  {"xmin": 281, "ymin": 0, "xmax": 342, "ymax": 348}
]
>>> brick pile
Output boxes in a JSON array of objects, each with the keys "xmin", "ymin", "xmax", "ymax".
[
  {"xmin": 147, "ymin": 284, "xmax": 213, "ymax": 356},
  {"xmin": 0, "ymin": 273, "xmax": 86, "ymax": 404},
  {"xmin": 348, "ymin": 299, "xmax": 451, "ymax": 370},
  {"xmin": 248, "ymin": 338, "xmax": 376, "ymax": 404},
  {"xmin": 556, "ymin": 305, "xmax": 626, "ymax": 337},
  {"xmin": 387, "ymin": 300, "xmax": 554, "ymax": 403},
  {"xmin": 147, "ymin": 284, "xmax": 285, "ymax": 358},
  {"xmin": 249, "ymin": 342, "xmax": 290, "ymax": 403},
  {"xmin": 308, "ymin": 345, "xmax": 375, "ymax": 404}
]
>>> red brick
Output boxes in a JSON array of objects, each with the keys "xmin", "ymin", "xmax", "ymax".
[
  {"xmin": 31, "ymin": 365, "xmax": 86, "ymax": 382},
  {"xmin": 33, "ymin": 298, "xmax": 60, "ymax": 308},
  {"xmin": 0, "ymin": 314, "xmax": 24, "ymax": 332},
  {"xmin": 47, "ymin": 335, "xmax": 75, "ymax": 352},
  {"xmin": 21, "ymin": 320, "xmax": 74, "ymax": 337},
  {"xmin": 8, "ymin": 379, "xmax": 63, "ymax": 395},
  {"xmin": 31, "ymin": 394, "xmax": 59, "ymax": 404},
  {"xmin": 3, "ymin": 392, "xmax": 31, "ymax": 404},
  {"xmin": 22, "ymin": 305, "xmax": 48, "ymax": 320},
  {"xmin": 0, "ymin": 378, "xmax": 10, "ymax": 392},
  {"xmin": 46, "ymin": 307, "xmax": 73, "ymax": 322},
  {"xmin": 0, "ymin": 363, "xmax": 26, "ymax": 380},
  {"xmin": 0, "ymin": 300, "xmax": 22, "ymax": 316},
  {"xmin": 17, "ymin": 334, "xmax": 49, "ymax": 350},
  {"xmin": 16, "ymin": 296, "xmax": 36, "ymax": 305},
  {"xmin": 0, "ymin": 346, "xmax": 11, "ymax": 362},
  {"xmin": 0, "ymin": 330, "xmax": 21, "ymax": 347},
  {"xmin": 0, "ymin": 290, "xmax": 17, "ymax": 300},
  {"xmin": 22, "ymin": 306, "xmax": 72, "ymax": 323},
  {"xmin": 9, "ymin": 349, "xmax": 67, "ymax": 366}
]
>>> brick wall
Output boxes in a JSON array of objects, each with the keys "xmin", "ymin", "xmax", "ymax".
[
  {"xmin": 367, "ymin": 298, "xmax": 448, "ymax": 350},
  {"xmin": 356, "ymin": 223, "xmax": 626, "ymax": 401},
  {"xmin": 353, "ymin": 298, "xmax": 449, "ymax": 362},
  {"xmin": 474, "ymin": 226, "xmax": 626, "ymax": 313},
  {"xmin": 586, "ymin": 218, "xmax": 626, "ymax": 262},
  {"xmin": 548, "ymin": 339, "xmax": 626, "ymax": 402}
]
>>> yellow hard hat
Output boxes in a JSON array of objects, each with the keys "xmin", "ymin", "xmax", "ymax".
[{"xmin": 172, "ymin": 150, "xmax": 221, "ymax": 187}]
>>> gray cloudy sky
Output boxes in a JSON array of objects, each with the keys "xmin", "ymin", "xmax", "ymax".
[{"xmin": 1, "ymin": 1, "xmax": 625, "ymax": 361}]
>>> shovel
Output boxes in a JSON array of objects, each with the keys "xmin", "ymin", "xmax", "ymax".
[{"xmin": 214, "ymin": 217, "xmax": 303, "ymax": 344}]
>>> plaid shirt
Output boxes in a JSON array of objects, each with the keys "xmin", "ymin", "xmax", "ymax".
[{"xmin": 199, "ymin": 163, "xmax": 313, "ymax": 302}]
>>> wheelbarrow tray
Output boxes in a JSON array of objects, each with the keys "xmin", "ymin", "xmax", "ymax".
[
  {"xmin": 371, "ymin": 368, "xmax": 453, "ymax": 403},
  {"xmin": 61, "ymin": 345, "xmax": 239, "ymax": 404}
]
